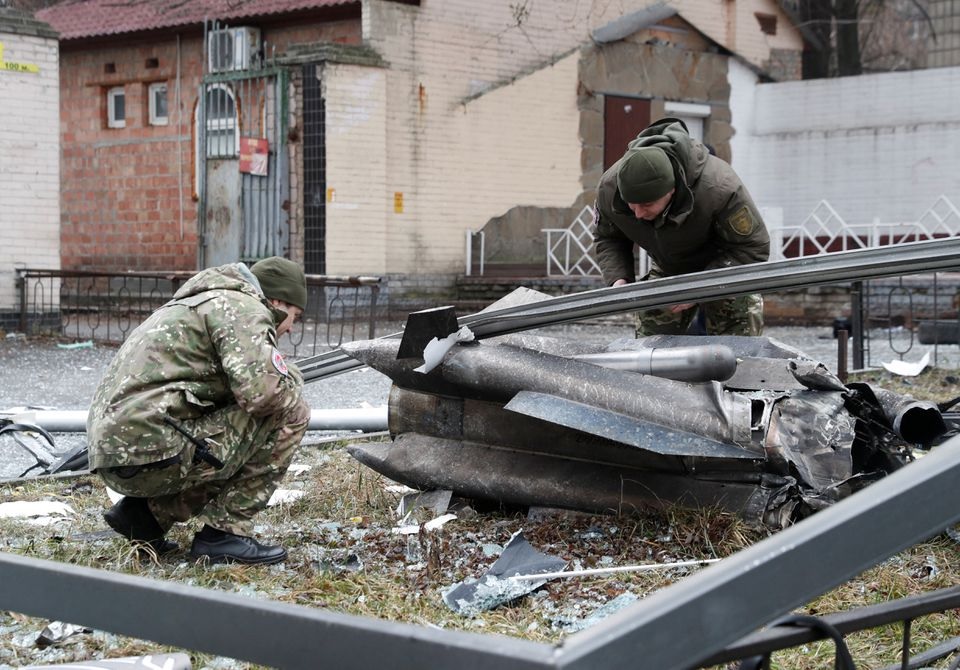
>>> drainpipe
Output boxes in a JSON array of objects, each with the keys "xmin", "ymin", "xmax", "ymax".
[{"xmin": 176, "ymin": 33, "xmax": 184, "ymax": 241}]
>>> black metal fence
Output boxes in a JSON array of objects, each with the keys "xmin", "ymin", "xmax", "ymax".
[
  {"xmin": 5, "ymin": 432, "xmax": 960, "ymax": 669},
  {"xmin": 856, "ymin": 274, "xmax": 960, "ymax": 368},
  {"xmin": 15, "ymin": 268, "xmax": 382, "ymax": 358}
]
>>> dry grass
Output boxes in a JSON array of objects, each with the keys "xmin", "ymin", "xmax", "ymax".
[{"xmin": 2, "ymin": 368, "xmax": 960, "ymax": 668}]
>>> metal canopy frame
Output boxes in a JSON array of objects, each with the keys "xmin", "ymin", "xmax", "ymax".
[
  {"xmin": 299, "ymin": 236, "xmax": 960, "ymax": 381},
  {"xmin": 4, "ymin": 433, "xmax": 960, "ymax": 669}
]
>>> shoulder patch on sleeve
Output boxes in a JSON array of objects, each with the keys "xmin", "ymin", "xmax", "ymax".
[
  {"xmin": 725, "ymin": 206, "xmax": 756, "ymax": 236},
  {"xmin": 271, "ymin": 348, "xmax": 289, "ymax": 376}
]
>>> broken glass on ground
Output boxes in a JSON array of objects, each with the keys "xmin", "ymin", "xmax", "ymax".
[
  {"xmin": 442, "ymin": 530, "xmax": 566, "ymax": 616},
  {"xmin": 397, "ymin": 489, "xmax": 452, "ymax": 518},
  {"xmin": 36, "ymin": 620, "xmax": 92, "ymax": 648},
  {"xmin": 551, "ymin": 592, "xmax": 639, "ymax": 633}
]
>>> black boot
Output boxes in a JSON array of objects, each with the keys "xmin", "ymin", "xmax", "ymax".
[
  {"xmin": 190, "ymin": 525, "xmax": 287, "ymax": 565},
  {"xmin": 103, "ymin": 497, "xmax": 177, "ymax": 554}
]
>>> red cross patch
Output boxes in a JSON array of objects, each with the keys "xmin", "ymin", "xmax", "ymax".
[{"xmin": 271, "ymin": 348, "xmax": 289, "ymax": 376}]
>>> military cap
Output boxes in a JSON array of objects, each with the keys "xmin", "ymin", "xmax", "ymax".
[
  {"xmin": 251, "ymin": 257, "xmax": 307, "ymax": 310},
  {"xmin": 617, "ymin": 146, "xmax": 676, "ymax": 204}
]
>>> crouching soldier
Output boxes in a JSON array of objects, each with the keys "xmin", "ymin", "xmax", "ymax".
[{"xmin": 87, "ymin": 257, "xmax": 311, "ymax": 565}]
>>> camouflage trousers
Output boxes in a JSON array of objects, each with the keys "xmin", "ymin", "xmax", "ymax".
[
  {"xmin": 634, "ymin": 293, "xmax": 764, "ymax": 337},
  {"xmin": 100, "ymin": 400, "xmax": 310, "ymax": 536}
]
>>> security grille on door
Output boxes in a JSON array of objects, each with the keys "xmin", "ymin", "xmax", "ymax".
[{"xmin": 197, "ymin": 20, "xmax": 289, "ymax": 267}]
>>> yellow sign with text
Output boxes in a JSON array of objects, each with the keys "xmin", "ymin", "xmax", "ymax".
[{"xmin": 0, "ymin": 41, "xmax": 40, "ymax": 74}]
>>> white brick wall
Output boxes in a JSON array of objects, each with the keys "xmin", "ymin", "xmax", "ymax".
[
  {"xmin": 0, "ymin": 31, "xmax": 60, "ymax": 317},
  {"xmin": 337, "ymin": 0, "xmax": 798, "ymax": 276},
  {"xmin": 731, "ymin": 65, "xmax": 960, "ymax": 230},
  {"xmin": 322, "ymin": 64, "xmax": 389, "ymax": 274},
  {"xmin": 327, "ymin": 1, "xmax": 587, "ymax": 275}
]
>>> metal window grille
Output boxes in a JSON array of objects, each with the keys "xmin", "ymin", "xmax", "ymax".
[{"xmin": 302, "ymin": 62, "xmax": 326, "ymax": 275}]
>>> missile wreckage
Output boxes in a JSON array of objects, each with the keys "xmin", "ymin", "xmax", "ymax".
[{"xmin": 342, "ymin": 303, "xmax": 948, "ymax": 529}]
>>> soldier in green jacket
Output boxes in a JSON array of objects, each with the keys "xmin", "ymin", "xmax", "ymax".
[
  {"xmin": 87, "ymin": 257, "xmax": 311, "ymax": 565},
  {"xmin": 593, "ymin": 118, "xmax": 769, "ymax": 336}
]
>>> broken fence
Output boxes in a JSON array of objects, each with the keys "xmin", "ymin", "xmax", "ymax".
[
  {"xmin": 14, "ymin": 268, "xmax": 383, "ymax": 358},
  {"xmin": 3, "ymin": 433, "xmax": 960, "ymax": 668}
]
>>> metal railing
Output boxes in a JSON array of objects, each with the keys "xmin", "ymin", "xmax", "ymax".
[
  {"xmin": 544, "ymin": 196, "xmax": 960, "ymax": 278},
  {"xmin": 15, "ymin": 268, "xmax": 382, "ymax": 359},
  {"xmin": 298, "ymin": 237, "xmax": 960, "ymax": 381},
  {"xmin": 699, "ymin": 586, "xmax": 960, "ymax": 668},
  {"xmin": 534, "ymin": 198, "xmax": 960, "ymax": 367},
  {"xmin": 779, "ymin": 197, "xmax": 960, "ymax": 258},
  {"xmin": 5, "ymin": 431, "xmax": 960, "ymax": 669},
  {"xmin": 543, "ymin": 206, "xmax": 602, "ymax": 277}
]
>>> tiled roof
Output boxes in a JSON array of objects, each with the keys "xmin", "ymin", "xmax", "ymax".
[{"xmin": 36, "ymin": 0, "xmax": 356, "ymax": 41}]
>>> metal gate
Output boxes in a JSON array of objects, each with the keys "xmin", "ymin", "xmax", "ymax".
[{"xmin": 198, "ymin": 20, "xmax": 289, "ymax": 267}]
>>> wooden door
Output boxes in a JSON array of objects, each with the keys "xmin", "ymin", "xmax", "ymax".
[{"xmin": 603, "ymin": 96, "xmax": 651, "ymax": 170}]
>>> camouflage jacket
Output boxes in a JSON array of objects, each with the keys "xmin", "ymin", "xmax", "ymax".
[
  {"xmin": 86, "ymin": 263, "xmax": 305, "ymax": 469},
  {"xmin": 593, "ymin": 118, "xmax": 770, "ymax": 285}
]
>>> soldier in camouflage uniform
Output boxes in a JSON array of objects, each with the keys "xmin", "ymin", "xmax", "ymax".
[
  {"xmin": 593, "ymin": 118, "xmax": 769, "ymax": 336},
  {"xmin": 87, "ymin": 257, "xmax": 311, "ymax": 565}
]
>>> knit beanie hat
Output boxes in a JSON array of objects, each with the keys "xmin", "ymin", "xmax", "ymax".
[
  {"xmin": 617, "ymin": 146, "xmax": 676, "ymax": 204},
  {"xmin": 250, "ymin": 257, "xmax": 307, "ymax": 310}
]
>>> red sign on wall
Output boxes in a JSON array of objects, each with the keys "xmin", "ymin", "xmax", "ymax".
[{"xmin": 239, "ymin": 138, "xmax": 269, "ymax": 176}]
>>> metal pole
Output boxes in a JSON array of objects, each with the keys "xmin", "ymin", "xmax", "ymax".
[
  {"xmin": 837, "ymin": 329, "xmax": 848, "ymax": 383},
  {"xmin": 465, "ymin": 230, "xmax": 472, "ymax": 276},
  {"xmin": 4, "ymin": 408, "xmax": 387, "ymax": 433},
  {"xmin": 852, "ymin": 281, "xmax": 864, "ymax": 369},
  {"xmin": 0, "ymin": 551, "xmax": 553, "ymax": 670},
  {"xmin": 368, "ymin": 284, "xmax": 379, "ymax": 339},
  {"xmin": 17, "ymin": 268, "xmax": 27, "ymax": 333},
  {"xmin": 479, "ymin": 231, "xmax": 485, "ymax": 276}
]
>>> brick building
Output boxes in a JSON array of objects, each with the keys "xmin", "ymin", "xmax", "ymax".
[{"xmin": 32, "ymin": 0, "xmax": 803, "ymax": 310}]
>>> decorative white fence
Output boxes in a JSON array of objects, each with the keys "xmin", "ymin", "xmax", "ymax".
[
  {"xmin": 543, "ymin": 196, "xmax": 960, "ymax": 277},
  {"xmin": 775, "ymin": 196, "xmax": 960, "ymax": 261},
  {"xmin": 543, "ymin": 206, "xmax": 602, "ymax": 276}
]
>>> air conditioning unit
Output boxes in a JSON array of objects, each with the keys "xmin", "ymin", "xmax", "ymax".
[{"xmin": 208, "ymin": 26, "xmax": 261, "ymax": 73}]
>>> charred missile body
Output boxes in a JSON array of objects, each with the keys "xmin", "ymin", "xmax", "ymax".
[{"xmin": 343, "ymin": 326, "xmax": 944, "ymax": 528}]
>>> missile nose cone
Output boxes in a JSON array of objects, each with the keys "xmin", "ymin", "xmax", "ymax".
[
  {"xmin": 340, "ymin": 339, "xmax": 368, "ymax": 361},
  {"xmin": 341, "ymin": 338, "xmax": 404, "ymax": 373},
  {"xmin": 346, "ymin": 440, "xmax": 391, "ymax": 469}
]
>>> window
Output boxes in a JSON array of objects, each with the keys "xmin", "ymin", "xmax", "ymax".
[
  {"xmin": 148, "ymin": 82, "xmax": 169, "ymax": 126},
  {"xmin": 663, "ymin": 101, "xmax": 711, "ymax": 142},
  {"xmin": 107, "ymin": 86, "xmax": 125, "ymax": 128},
  {"xmin": 203, "ymin": 84, "xmax": 239, "ymax": 158},
  {"xmin": 149, "ymin": 82, "xmax": 169, "ymax": 126}
]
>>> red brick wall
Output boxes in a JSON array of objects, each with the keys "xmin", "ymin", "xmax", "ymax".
[{"xmin": 60, "ymin": 18, "xmax": 361, "ymax": 272}]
